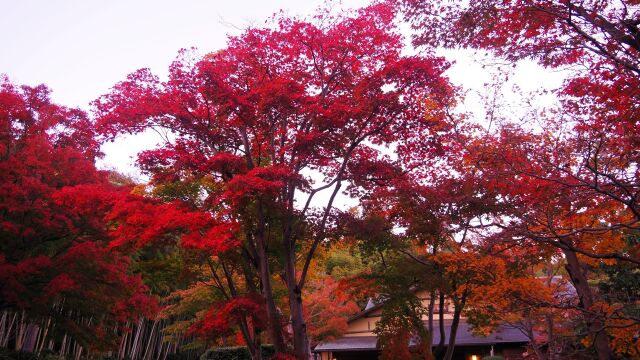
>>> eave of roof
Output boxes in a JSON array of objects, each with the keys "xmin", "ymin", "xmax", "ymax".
[
  {"xmin": 313, "ymin": 320, "xmax": 529, "ymax": 353},
  {"xmin": 314, "ymin": 336, "xmax": 377, "ymax": 352}
]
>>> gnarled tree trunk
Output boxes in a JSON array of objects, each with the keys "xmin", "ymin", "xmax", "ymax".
[{"xmin": 563, "ymin": 248, "xmax": 611, "ymax": 360}]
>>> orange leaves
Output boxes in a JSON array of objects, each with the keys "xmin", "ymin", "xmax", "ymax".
[
  {"xmin": 435, "ymin": 251, "xmax": 503, "ymax": 284},
  {"xmin": 431, "ymin": 251, "xmax": 542, "ymax": 313},
  {"xmin": 573, "ymin": 301, "xmax": 640, "ymax": 357},
  {"xmin": 607, "ymin": 318, "xmax": 640, "ymax": 357},
  {"xmin": 471, "ymin": 275, "xmax": 553, "ymax": 312},
  {"xmin": 303, "ymin": 277, "xmax": 360, "ymax": 342},
  {"xmin": 432, "ymin": 249, "xmax": 557, "ymax": 338}
]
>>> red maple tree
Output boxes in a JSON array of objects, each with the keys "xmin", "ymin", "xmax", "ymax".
[
  {"xmin": 0, "ymin": 77, "xmax": 166, "ymax": 354},
  {"xmin": 93, "ymin": 4, "xmax": 455, "ymax": 358},
  {"xmin": 398, "ymin": 0, "xmax": 640, "ymax": 358}
]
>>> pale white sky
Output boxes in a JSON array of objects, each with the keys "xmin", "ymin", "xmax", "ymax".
[
  {"xmin": 1, "ymin": 0, "xmax": 370, "ymax": 109},
  {"xmin": 1, "ymin": 0, "xmax": 373, "ymax": 179},
  {"xmin": 1, "ymin": 0, "xmax": 564, "ymax": 189}
]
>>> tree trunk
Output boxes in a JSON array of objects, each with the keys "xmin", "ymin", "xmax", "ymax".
[
  {"xmin": 442, "ymin": 294, "xmax": 465, "ymax": 360},
  {"xmin": 222, "ymin": 255, "xmax": 263, "ymax": 360},
  {"xmin": 563, "ymin": 248, "xmax": 611, "ymax": 360},
  {"xmin": 142, "ymin": 319, "xmax": 158, "ymax": 360},
  {"xmin": 1, "ymin": 312, "xmax": 16, "ymax": 348},
  {"xmin": 284, "ymin": 247, "xmax": 309, "ymax": 359},
  {"xmin": 36, "ymin": 317, "xmax": 51, "ymax": 355},
  {"xmin": 427, "ymin": 290, "xmax": 435, "ymax": 336},
  {"xmin": 545, "ymin": 312, "xmax": 555, "ymax": 360},
  {"xmin": 239, "ymin": 316, "xmax": 262, "ymax": 360},
  {"xmin": 256, "ymin": 234, "xmax": 286, "ymax": 354},
  {"xmin": 434, "ymin": 290, "xmax": 446, "ymax": 358}
]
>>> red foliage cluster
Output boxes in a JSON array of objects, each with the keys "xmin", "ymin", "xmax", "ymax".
[
  {"xmin": 225, "ymin": 165, "xmax": 309, "ymax": 206},
  {"xmin": 107, "ymin": 194, "xmax": 239, "ymax": 254},
  {"xmin": 0, "ymin": 77, "xmax": 173, "ymax": 349},
  {"xmin": 92, "ymin": 4, "xmax": 456, "ymax": 357},
  {"xmin": 188, "ymin": 295, "xmax": 266, "ymax": 339},
  {"xmin": 401, "ymin": 0, "xmax": 639, "ymax": 69}
]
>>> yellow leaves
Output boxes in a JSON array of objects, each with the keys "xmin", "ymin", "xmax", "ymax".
[
  {"xmin": 130, "ymin": 184, "xmax": 148, "ymax": 196},
  {"xmin": 161, "ymin": 320, "xmax": 200, "ymax": 345},
  {"xmin": 473, "ymin": 324, "xmax": 497, "ymax": 337},
  {"xmin": 159, "ymin": 280, "xmax": 218, "ymax": 320}
]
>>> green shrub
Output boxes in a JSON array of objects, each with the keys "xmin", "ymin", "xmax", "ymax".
[
  {"xmin": 0, "ymin": 349, "xmax": 39, "ymax": 360},
  {"xmin": 200, "ymin": 345, "xmax": 276, "ymax": 360},
  {"xmin": 167, "ymin": 353, "xmax": 199, "ymax": 360},
  {"xmin": 41, "ymin": 355, "xmax": 64, "ymax": 360}
]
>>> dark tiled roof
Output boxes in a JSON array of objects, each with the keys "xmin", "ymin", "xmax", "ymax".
[
  {"xmin": 429, "ymin": 321, "xmax": 529, "ymax": 346},
  {"xmin": 313, "ymin": 320, "xmax": 529, "ymax": 352}
]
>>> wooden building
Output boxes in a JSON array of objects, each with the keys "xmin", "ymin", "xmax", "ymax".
[{"xmin": 313, "ymin": 291, "xmax": 530, "ymax": 360}]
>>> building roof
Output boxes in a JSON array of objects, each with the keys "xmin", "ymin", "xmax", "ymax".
[
  {"xmin": 347, "ymin": 300, "xmax": 384, "ymax": 322},
  {"xmin": 314, "ymin": 336, "xmax": 378, "ymax": 352},
  {"xmin": 313, "ymin": 320, "xmax": 529, "ymax": 352}
]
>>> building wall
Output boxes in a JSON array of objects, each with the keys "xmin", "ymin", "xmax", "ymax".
[
  {"xmin": 343, "ymin": 290, "xmax": 453, "ymax": 337},
  {"xmin": 343, "ymin": 309, "xmax": 380, "ymax": 337}
]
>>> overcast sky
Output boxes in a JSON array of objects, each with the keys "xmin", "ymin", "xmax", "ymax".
[
  {"xmin": 1, "ymin": 0, "xmax": 563, "ymax": 187},
  {"xmin": 1, "ymin": 0, "xmax": 377, "ymax": 177},
  {"xmin": 2, "ymin": 0, "xmax": 375, "ymax": 108}
]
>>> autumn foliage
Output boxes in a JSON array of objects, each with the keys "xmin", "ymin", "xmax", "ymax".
[
  {"xmin": 92, "ymin": 3, "xmax": 454, "ymax": 359},
  {"xmin": 0, "ymin": 77, "xmax": 163, "ymax": 353},
  {"xmin": 2, "ymin": 0, "xmax": 640, "ymax": 359}
]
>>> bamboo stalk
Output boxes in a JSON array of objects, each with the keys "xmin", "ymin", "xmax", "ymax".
[
  {"xmin": 0, "ymin": 312, "xmax": 6, "ymax": 346},
  {"xmin": 142, "ymin": 319, "xmax": 158, "ymax": 360},
  {"xmin": 131, "ymin": 317, "xmax": 144, "ymax": 359},
  {"xmin": 59, "ymin": 334, "xmax": 67, "ymax": 357},
  {"xmin": 37, "ymin": 317, "xmax": 51, "ymax": 354},
  {"xmin": 1, "ymin": 312, "xmax": 16, "ymax": 347},
  {"xmin": 15, "ymin": 310, "xmax": 26, "ymax": 351}
]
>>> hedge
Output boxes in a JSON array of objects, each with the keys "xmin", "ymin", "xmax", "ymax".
[{"xmin": 200, "ymin": 345, "xmax": 276, "ymax": 360}]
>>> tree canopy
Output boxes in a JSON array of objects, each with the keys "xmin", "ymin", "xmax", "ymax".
[{"xmin": 1, "ymin": 0, "xmax": 639, "ymax": 359}]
